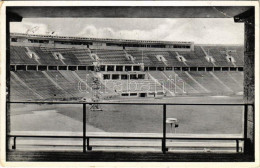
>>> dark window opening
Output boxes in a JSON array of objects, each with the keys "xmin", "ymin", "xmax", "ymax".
[
  {"xmin": 125, "ymin": 66, "xmax": 132, "ymax": 71},
  {"xmin": 182, "ymin": 67, "xmax": 189, "ymax": 71},
  {"xmin": 190, "ymin": 67, "xmax": 197, "ymax": 71},
  {"xmin": 121, "ymin": 93, "xmax": 129, "ymax": 96},
  {"xmin": 222, "ymin": 67, "xmax": 229, "ymax": 71},
  {"xmin": 39, "ymin": 40, "xmax": 49, "ymax": 44},
  {"xmin": 144, "ymin": 67, "xmax": 149, "ymax": 71},
  {"xmin": 88, "ymin": 66, "xmax": 94, "ymax": 71},
  {"xmin": 103, "ymin": 74, "xmax": 110, "ymax": 80},
  {"xmin": 100, "ymin": 65, "xmax": 105, "ymax": 71},
  {"xmin": 10, "ymin": 65, "xmax": 16, "ymax": 71},
  {"xmin": 38, "ymin": 65, "xmax": 47, "ymax": 71},
  {"xmin": 230, "ymin": 67, "xmax": 237, "ymax": 71},
  {"xmin": 149, "ymin": 67, "xmax": 156, "ymax": 71},
  {"xmin": 139, "ymin": 93, "xmax": 146, "ymax": 97},
  {"xmin": 138, "ymin": 74, "xmax": 145, "ymax": 79},
  {"xmin": 157, "ymin": 67, "xmax": 164, "ymax": 71},
  {"xmin": 11, "ymin": 38, "xmax": 17, "ymax": 42},
  {"xmin": 174, "ymin": 67, "xmax": 181, "ymax": 71},
  {"xmin": 59, "ymin": 66, "xmax": 67, "ymax": 70},
  {"xmin": 166, "ymin": 67, "xmax": 173, "ymax": 71},
  {"xmin": 238, "ymin": 67, "xmax": 244, "ymax": 71},
  {"xmin": 78, "ymin": 66, "xmax": 87, "ymax": 70},
  {"xmin": 27, "ymin": 65, "xmax": 37, "ymax": 70},
  {"xmin": 198, "ymin": 67, "xmax": 205, "ymax": 71},
  {"xmin": 107, "ymin": 65, "xmax": 115, "ymax": 71},
  {"xmin": 130, "ymin": 93, "xmax": 138, "ymax": 96},
  {"xmin": 48, "ymin": 66, "xmax": 57, "ymax": 70},
  {"xmin": 121, "ymin": 74, "xmax": 128, "ymax": 80},
  {"xmin": 116, "ymin": 66, "xmax": 123, "ymax": 71},
  {"xmin": 206, "ymin": 67, "xmax": 213, "ymax": 71},
  {"xmin": 130, "ymin": 74, "xmax": 137, "ymax": 79},
  {"xmin": 133, "ymin": 66, "xmax": 140, "ymax": 71},
  {"xmin": 112, "ymin": 74, "xmax": 120, "ymax": 80},
  {"xmin": 214, "ymin": 67, "xmax": 221, "ymax": 71},
  {"xmin": 69, "ymin": 66, "xmax": 77, "ymax": 71}
]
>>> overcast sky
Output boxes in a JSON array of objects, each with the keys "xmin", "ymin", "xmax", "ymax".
[{"xmin": 10, "ymin": 18, "xmax": 244, "ymax": 45}]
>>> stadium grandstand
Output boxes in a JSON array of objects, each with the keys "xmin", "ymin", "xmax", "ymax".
[{"xmin": 9, "ymin": 33, "xmax": 244, "ymax": 101}]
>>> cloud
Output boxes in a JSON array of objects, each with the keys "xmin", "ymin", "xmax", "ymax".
[
  {"xmin": 11, "ymin": 18, "xmax": 244, "ymax": 44},
  {"xmin": 10, "ymin": 22, "xmax": 57, "ymax": 35}
]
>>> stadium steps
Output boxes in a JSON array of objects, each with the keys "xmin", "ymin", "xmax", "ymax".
[
  {"xmin": 209, "ymin": 72, "xmax": 234, "ymax": 92},
  {"xmin": 149, "ymin": 71, "xmax": 181, "ymax": 95},
  {"xmin": 33, "ymin": 47, "xmax": 64, "ymax": 65},
  {"xmin": 10, "ymin": 75, "xmax": 41, "ymax": 101},
  {"xmin": 144, "ymin": 51, "xmax": 166, "ymax": 67},
  {"xmin": 175, "ymin": 71, "xmax": 209, "ymax": 93},
  {"xmin": 227, "ymin": 46, "xmax": 244, "ymax": 66},
  {"xmin": 228, "ymin": 71, "xmax": 244, "ymax": 87},
  {"xmin": 127, "ymin": 50, "xmax": 154, "ymax": 65},
  {"xmin": 103, "ymin": 79, "xmax": 162, "ymax": 93},
  {"xmin": 188, "ymin": 71, "xmax": 233, "ymax": 94},
  {"xmin": 212, "ymin": 72, "xmax": 242, "ymax": 93},
  {"xmin": 11, "ymin": 72, "xmax": 44, "ymax": 100},
  {"xmin": 59, "ymin": 71, "xmax": 89, "ymax": 97},
  {"xmin": 92, "ymin": 49, "xmax": 132, "ymax": 64},
  {"xmin": 10, "ymin": 46, "xmax": 39, "ymax": 65},
  {"xmin": 201, "ymin": 46, "xmax": 234, "ymax": 67},
  {"xmin": 69, "ymin": 49, "xmax": 94, "ymax": 65},
  {"xmin": 10, "ymin": 46, "xmax": 27, "ymax": 64},
  {"xmin": 75, "ymin": 71, "xmax": 115, "ymax": 98},
  {"xmin": 14, "ymin": 71, "xmax": 68, "ymax": 99},
  {"xmin": 45, "ymin": 71, "xmax": 79, "ymax": 97},
  {"xmin": 163, "ymin": 71, "xmax": 199, "ymax": 94}
]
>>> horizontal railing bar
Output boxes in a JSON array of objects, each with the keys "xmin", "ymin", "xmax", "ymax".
[
  {"xmin": 6, "ymin": 101, "xmax": 254, "ymax": 106},
  {"xmin": 7, "ymin": 135, "xmax": 244, "ymax": 140},
  {"xmin": 8, "ymin": 135, "xmax": 83, "ymax": 138}
]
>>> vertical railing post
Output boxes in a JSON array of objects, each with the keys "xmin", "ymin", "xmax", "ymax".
[
  {"xmin": 12, "ymin": 137, "xmax": 16, "ymax": 150},
  {"xmin": 162, "ymin": 104, "xmax": 167, "ymax": 154},
  {"xmin": 236, "ymin": 140, "xmax": 239, "ymax": 153},
  {"xmin": 83, "ymin": 103, "xmax": 86, "ymax": 153},
  {"xmin": 243, "ymin": 104, "xmax": 248, "ymax": 153}
]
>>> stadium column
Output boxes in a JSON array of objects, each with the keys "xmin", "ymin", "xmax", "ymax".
[
  {"xmin": 6, "ymin": 12, "xmax": 22, "ymax": 152},
  {"xmin": 234, "ymin": 7, "xmax": 255, "ymax": 156}
]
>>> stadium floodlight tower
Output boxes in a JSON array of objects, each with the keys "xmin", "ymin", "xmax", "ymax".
[{"xmin": 89, "ymin": 62, "xmax": 102, "ymax": 111}]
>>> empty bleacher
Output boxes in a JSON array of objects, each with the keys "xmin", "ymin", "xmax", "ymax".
[
  {"xmin": 163, "ymin": 71, "xmax": 199, "ymax": 94},
  {"xmin": 213, "ymin": 71, "xmax": 243, "ymax": 93},
  {"xmin": 201, "ymin": 46, "xmax": 236, "ymax": 67},
  {"xmin": 9, "ymin": 42, "xmax": 244, "ymax": 100},
  {"xmin": 11, "ymin": 71, "xmax": 69, "ymax": 99},
  {"xmin": 10, "ymin": 46, "xmax": 39, "ymax": 65},
  {"xmin": 91, "ymin": 49, "xmax": 133, "ymax": 64}
]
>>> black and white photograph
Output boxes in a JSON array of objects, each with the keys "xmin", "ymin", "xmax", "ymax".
[{"xmin": 0, "ymin": 1, "xmax": 259, "ymax": 166}]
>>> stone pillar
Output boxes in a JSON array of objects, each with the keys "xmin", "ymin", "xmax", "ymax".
[
  {"xmin": 234, "ymin": 8, "xmax": 255, "ymax": 156},
  {"xmin": 6, "ymin": 12, "xmax": 23, "ymax": 152}
]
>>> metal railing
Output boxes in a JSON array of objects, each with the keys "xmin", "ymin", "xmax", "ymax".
[{"xmin": 6, "ymin": 101, "xmax": 253, "ymax": 154}]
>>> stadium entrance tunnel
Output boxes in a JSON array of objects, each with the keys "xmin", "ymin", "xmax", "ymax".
[{"xmin": 139, "ymin": 93, "xmax": 147, "ymax": 97}]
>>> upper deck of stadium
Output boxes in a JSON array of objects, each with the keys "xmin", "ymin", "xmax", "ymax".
[{"xmin": 10, "ymin": 33, "xmax": 244, "ymax": 68}]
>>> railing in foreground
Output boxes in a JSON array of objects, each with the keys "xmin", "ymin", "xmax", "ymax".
[{"xmin": 6, "ymin": 101, "xmax": 254, "ymax": 154}]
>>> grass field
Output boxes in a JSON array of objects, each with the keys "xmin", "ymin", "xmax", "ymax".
[{"xmin": 10, "ymin": 96, "xmax": 244, "ymax": 135}]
